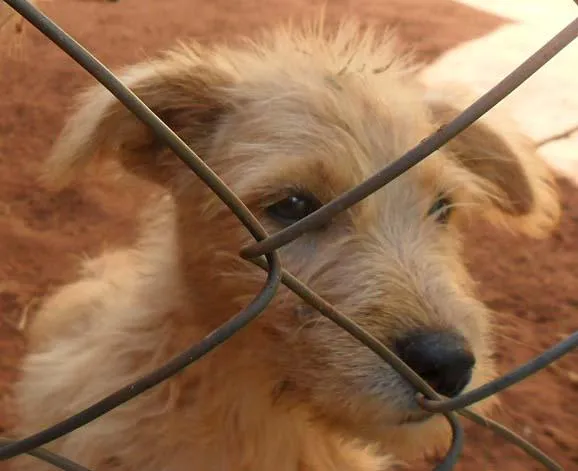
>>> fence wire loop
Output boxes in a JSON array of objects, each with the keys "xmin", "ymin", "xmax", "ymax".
[{"xmin": 1, "ymin": 1, "xmax": 577, "ymax": 470}]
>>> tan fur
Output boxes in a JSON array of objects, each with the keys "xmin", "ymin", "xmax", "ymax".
[{"xmin": 11, "ymin": 18, "xmax": 560, "ymax": 471}]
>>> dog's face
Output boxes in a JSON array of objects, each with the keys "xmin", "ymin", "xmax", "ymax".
[{"xmin": 47, "ymin": 22, "xmax": 560, "ymax": 456}]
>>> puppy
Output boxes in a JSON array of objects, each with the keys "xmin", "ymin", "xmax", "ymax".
[{"xmin": 10, "ymin": 18, "xmax": 560, "ymax": 471}]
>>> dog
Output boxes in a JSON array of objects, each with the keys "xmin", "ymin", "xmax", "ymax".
[{"xmin": 9, "ymin": 18, "xmax": 560, "ymax": 471}]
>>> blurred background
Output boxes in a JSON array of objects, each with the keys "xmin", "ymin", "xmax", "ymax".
[{"xmin": 0, "ymin": 1, "xmax": 576, "ymax": 470}]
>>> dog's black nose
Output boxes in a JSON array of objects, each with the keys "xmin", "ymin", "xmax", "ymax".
[{"xmin": 395, "ymin": 331, "xmax": 475, "ymax": 398}]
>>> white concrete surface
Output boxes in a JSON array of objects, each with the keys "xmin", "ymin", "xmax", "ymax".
[{"xmin": 421, "ymin": 0, "xmax": 578, "ymax": 182}]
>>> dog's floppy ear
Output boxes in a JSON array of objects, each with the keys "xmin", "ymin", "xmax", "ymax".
[
  {"xmin": 425, "ymin": 88, "xmax": 561, "ymax": 239},
  {"xmin": 45, "ymin": 45, "xmax": 234, "ymax": 187}
]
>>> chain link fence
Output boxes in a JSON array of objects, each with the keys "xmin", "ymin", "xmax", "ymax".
[{"xmin": 0, "ymin": 0, "xmax": 577, "ymax": 470}]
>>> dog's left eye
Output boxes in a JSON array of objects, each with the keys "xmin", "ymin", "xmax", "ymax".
[
  {"xmin": 427, "ymin": 196, "xmax": 453, "ymax": 224},
  {"xmin": 266, "ymin": 194, "xmax": 322, "ymax": 226}
]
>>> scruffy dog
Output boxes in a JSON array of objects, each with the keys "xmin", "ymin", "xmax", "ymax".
[{"xmin": 10, "ymin": 19, "xmax": 560, "ymax": 471}]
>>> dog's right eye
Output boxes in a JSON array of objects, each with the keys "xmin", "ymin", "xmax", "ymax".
[
  {"xmin": 427, "ymin": 195, "xmax": 453, "ymax": 224},
  {"xmin": 266, "ymin": 194, "xmax": 322, "ymax": 226}
]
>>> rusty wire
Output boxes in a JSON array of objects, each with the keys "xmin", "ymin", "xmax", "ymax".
[{"xmin": 0, "ymin": 0, "xmax": 577, "ymax": 470}]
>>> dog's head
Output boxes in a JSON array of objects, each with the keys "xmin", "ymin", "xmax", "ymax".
[{"xmin": 46, "ymin": 20, "xmax": 560, "ymax": 459}]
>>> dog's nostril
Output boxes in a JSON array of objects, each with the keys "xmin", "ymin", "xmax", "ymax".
[{"xmin": 395, "ymin": 330, "xmax": 475, "ymax": 398}]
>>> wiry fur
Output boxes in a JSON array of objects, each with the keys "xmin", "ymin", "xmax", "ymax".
[{"xmin": 11, "ymin": 18, "xmax": 560, "ymax": 471}]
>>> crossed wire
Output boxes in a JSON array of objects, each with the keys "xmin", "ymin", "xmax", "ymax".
[{"xmin": 1, "ymin": 1, "xmax": 577, "ymax": 470}]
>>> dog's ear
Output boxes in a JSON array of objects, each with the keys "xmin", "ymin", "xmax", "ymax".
[
  {"xmin": 44, "ymin": 46, "xmax": 234, "ymax": 187},
  {"xmin": 425, "ymin": 91, "xmax": 561, "ymax": 239}
]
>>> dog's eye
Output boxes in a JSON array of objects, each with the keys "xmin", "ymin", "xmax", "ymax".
[
  {"xmin": 427, "ymin": 196, "xmax": 453, "ymax": 224},
  {"xmin": 266, "ymin": 193, "xmax": 322, "ymax": 226}
]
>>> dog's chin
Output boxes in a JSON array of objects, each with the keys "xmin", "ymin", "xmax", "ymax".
[
  {"xmin": 372, "ymin": 412, "xmax": 450, "ymax": 461},
  {"xmin": 348, "ymin": 392, "xmax": 448, "ymax": 451}
]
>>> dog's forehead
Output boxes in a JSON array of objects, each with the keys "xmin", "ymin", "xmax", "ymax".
[
  {"xmin": 233, "ymin": 69, "xmax": 430, "ymax": 153},
  {"xmin": 217, "ymin": 65, "xmax": 441, "ymax": 203}
]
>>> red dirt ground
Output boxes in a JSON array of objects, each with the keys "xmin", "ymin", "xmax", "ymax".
[{"xmin": 0, "ymin": 1, "xmax": 576, "ymax": 470}]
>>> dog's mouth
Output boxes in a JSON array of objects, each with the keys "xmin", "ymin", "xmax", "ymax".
[{"xmin": 398, "ymin": 411, "xmax": 435, "ymax": 425}]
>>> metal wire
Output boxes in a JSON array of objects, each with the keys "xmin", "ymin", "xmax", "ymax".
[
  {"xmin": 0, "ymin": 438, "xmax": 91, "ymax": 471},
  {"xmin": 459, "ymin": 410, "xmax": 564, "ymax": 471},
  {"xmin": 1, "ymin": 0, "xmax": 577, "ymax": 470},
  {"xmin": 240, "ymin": 16, "xmax": 578, "ymax": 259}
]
